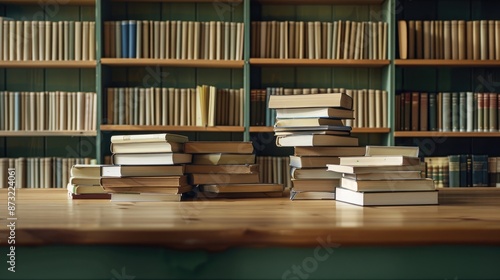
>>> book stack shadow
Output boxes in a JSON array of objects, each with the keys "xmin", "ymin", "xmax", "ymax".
[
  {"xmin": 100, "ymin": 133, "xmax": 192, "ymax": 202},
  {"xmin": 328, "ymin": 146, "xmax": 438, "ymax": 206},
  {"xmin": 185, "ymin": 141, "xmax": 284, "ymax": 199},
  {"xmin": 268, "ymin": 92, "xmax": 360, "ymax": 200}
]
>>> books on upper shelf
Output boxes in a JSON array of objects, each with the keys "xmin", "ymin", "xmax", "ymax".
[
  {"xmin": 112, "ymin": 153, "xmax": 192, "ymax": 165},
  {"xmin": 335, "ymin": 187, "xmax": 438, "ymax": 206},
  {"xmin": 184, "ymin": 141, "xmax": 253, "ymax": 154},
  {"xmin": 268, "ymin": 93, "xmax": 353, "ymax": 109},
  {"xmin": 101, "ymin": 165, "xmax": 184, "ymax": 177},
  {"xmin": 276, "ymin": 134, "xmax": 359, "ymax": 147}
]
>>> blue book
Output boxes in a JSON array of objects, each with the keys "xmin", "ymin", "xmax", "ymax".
[
  {"xmin": 128, "ymin": 20, "xmax": 136, "ymax": 58},
  {"xmin": 121, "ymin": 21, "xmax": 129, "ymax": 58}
]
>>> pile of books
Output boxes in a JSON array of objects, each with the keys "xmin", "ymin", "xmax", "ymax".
[
  {"xmin": 67, "ymin": 164, "xmax": 109, "ymax": 199},
  {"xmin": 185, "ymin": 141, "xmax": 284, "ymax": 198},
  {"xmin": 268, "ymin": 92, "xmax": 359, "ymax": 200},
  {"xmin": 100, "ymin": 133, "xmax": 192, "ymax": 202},
  {"xmin": 328, "ymin": 146, "xmax": 438, "ymax": 206}
]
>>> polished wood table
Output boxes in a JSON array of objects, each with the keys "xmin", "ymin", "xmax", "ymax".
[{"xmin": 1, "ymin": 189, "xmax": 500, "ymax": 279}]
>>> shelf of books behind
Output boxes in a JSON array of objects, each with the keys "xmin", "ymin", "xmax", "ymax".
[
  {"xmin": 394, "ymin": 0, "xmax": 500, "ymax": 189},
  {"xmin": 0, "ymin": 1, "xmax": 98, "ymax": 189}
]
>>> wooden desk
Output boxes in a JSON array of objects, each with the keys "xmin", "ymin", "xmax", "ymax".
[{"xmin": 1, "ymin": 189, "xmax": 500, "ymax": 279}]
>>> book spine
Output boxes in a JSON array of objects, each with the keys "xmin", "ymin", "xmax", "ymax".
[{"xmin": 448, "ymin": 155, "xmax": 460, "ymax": 188}]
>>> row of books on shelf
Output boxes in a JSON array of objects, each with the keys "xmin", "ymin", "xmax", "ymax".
[
  {"xmin": 0, "ymin": 19, "xmax": 95, "ymax": 61},
  {"xmin": 0, "ymin": 157, "xmax": 94, "ymax": 189},
  {"xmin": 103, "ymin": 20, "xmax": 244, "ymax": 60},
  {"xmin": 396, "ymin": 91, "xmax": 500, "ymax": 132},
  {"xmin": 1, "ymin": 91, "xmax": 97, "ymax": 132},
  {"xmin": 106, "ymin": 86, "xmax": 243, "ymax": 127},
  {"xmin": 424, "ymin": 155, "xmax": 500, "ymax": 188},
  {"xmin": 398, "ymin": 19, "xmax": 500, "ymax": 60},
  {"xmin": 251, "ymin": 20, "xmax": 388, "ymax": 60}
]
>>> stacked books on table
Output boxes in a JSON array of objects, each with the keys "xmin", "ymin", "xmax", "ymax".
[
  {"xmin": 67, "ymin": 164, "xmax": 110, "ymax": 199},
  {"xmin": 268, "ymin": 92, "xmax": 359, "ymax": 200},
  {"xmin": 328, "ymin": 146, "xmax": 438, "ymax": 206},
  {"xmin": 101, "ymin": 133, "xmax": 192, "ymax": 202},
  {"xmin": 185, "ymin": 141, "xmax": 284, "ymax": 198}
]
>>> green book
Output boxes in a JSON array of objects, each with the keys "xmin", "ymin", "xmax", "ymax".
[
  {"xmin": 451, "ymin": 92, "xmax": 459, "ymax": 132},
  {"xmin": 472, "ymin": 154, "xmax": 488, "ymax": 187}
]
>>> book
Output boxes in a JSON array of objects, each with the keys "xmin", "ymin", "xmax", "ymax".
[
  {"xmin": 398, "ymin": 20, "xmax": 407, "ymax": 59},
  {"xmin": 70, "ymin": 164, "xmax": 102, "ymax": 178},
  {"xmin": 291, "ymin": 167, "xmax": 342, "ymax": 180},
  {"xmin": 291, "ymin": 179, "xmax": 338, "ymax": 192},
  {"xmin": 71, "ymin": 193, "xmax": 111, "ymax": 199},
  {"xmin": 100, "ymin": 176, "xmax": 188, "ymax": 188},
  {"xmin": 184, "ymin": 141, "xmax": 254, "ymax": 154},
  {"xmin": 268, "ymin": 93, "xmax": 352, "ymax": 109},
  {"xmin": 192, "ymin": 153, "xmax": 255, "ymax": 165},
  {"xmin": 342, "ymin": 171, "xmax": 422, "ymax": 181},
  {"xmin": 275, "ymin": 107, "xmax": 354, "ymax": 119},
  {"xmin": 110, "ymin": 141, "xmax": 184, "ymax": 154},
  {"xmin": 276, "ymin": 134, "xmax": 359, "ymax": 147},
  {"xmin": 273, "ymin": 125, "xmax": 352, "ymax": 132},
  {"xmin": 338, "ymin": 156, "xmax": 421, "ymax": 166},
  {"xmin": 101, "ymin": 165, "xmax": 184, "ymax": 177},
  {"xmin": 104, "ymin": 185, "xmax": 192, "ymax": 194},
  {"xmin": 289, "ymin": 156, "xmax": 340, "ymax": 168},
  {"xmin": 110, "ymin": 193, "xmax": 182, "ymax": 202},
  {"xmin": 364, "ymin": 146, "xmax": 419, "ymax": 157},
  {"xmin": 335, "ymin": 187, "xmax": 438, "ymax": 206},
  {"xmin": 110, "ymin": 133, "xmax": 188, "ymax": 144},
  {"xmin": 201, "ymin": 183, "xmax": 283, "ymax": 193},
  {"xmin": 294, "ymin": 146, "xmax": 366, "ymax": 157},
  {"xmin": 184, "ymin": 164, "xmax": 258, "ymax": 174},
  {"xmin": 67, "ymin": 183, "xmax": 105, "ymax": 195},
  {"xmin": 327, "ymin": 163, "xmax": 426, "ymax": 174},
  {"xmin": 112, "ymin": 153, "xmax": 192, "ymax": 165},
  {"xmin": 340, "ymin": 177, "xmax": 435, "ymax": 192},
  {"xmin": 274, "ymin": 118, "xmax": 345, "ymax": 127},
  {"xmin": 290, "ymin": 191, "xmax": 335, "ymax": 200},
  {"xmin": 190, "ymin": 173, "xmax": 260, "ymax": 185}
]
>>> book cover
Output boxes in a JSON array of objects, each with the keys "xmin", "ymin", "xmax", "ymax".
[{"xmin": 335, "ymin": 187, "xmax": 438, "ymax": 206}]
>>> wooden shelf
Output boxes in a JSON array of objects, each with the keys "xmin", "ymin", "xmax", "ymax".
[
  {"xmin": 250, "ymin": 58, "xmax": 390, "ymax": 67},
  {"xmin": 101, "ymin": 58, "xmax": 244, "ymax": 68},
  {"xmin": 255, "ymin": 0, "xmax": 384, "ymax": 4},
  {"xmin": 0, "ymin": 131, "xmax": 97, "ymax": 137},
  {"xmin": 0, "ymin": 60, "xmax": 96, "ymax": 68},
  {"xmin": 395, "ymin": 59, "xmax": 500, "ymax": 67},
  {"xmin": 0, "ymin": 0, "xmax": 94, "ymax": 4},
  {"xmin": 394, "ymin": 131, "xmax": 500, "ymax": 138},
  {"xmin": 100, "ymin": 125, "xmax": 245, "ymax": 132},
  {"xmin": 249, "ymin": 127, "xmax": 391, "ymax": 133},
  {"xmin": 111, "ymin": 0, "xmax": 241, "ymax": 2}
]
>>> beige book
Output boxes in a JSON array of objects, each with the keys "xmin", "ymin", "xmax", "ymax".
[
  {"xmin": 134, "ymin": 20, "xmax": 140, "ymax": 58},
  {"xmin": 0, "ymin": 18, "xmax": 3, "ymax": 60},
  {"xmin": 489, "ymin": 20, "xmax": 495, "ymax": 60},
  {"xmin": 496, "ymin": 21, "xmax": 500, "ymax": 60},
  {"xmin": 89, "ymin": 22, "xmax": 95, "ymax": 60},
  {"xmin": 74, "ymin": 21, "xmax": 82, "ymax": 60},
  {"xmin": 82, "ymin": 21, "xmax": 89, "ymax": 60},
  {"xmin": 466, "ymin": 21, "xmax": 473, "ymax": 59},
  {"xmin": 314, "ymin": 21, "xmax": 321, "ymax": 59},
  {"xmin": 44, "ymin": 21, "xmax": 51, "ymax": 61},
  {"xmin": 480, "ymin": 20, "xmax": 488, "ymax": 60},
  {"xmin": 357, "ymin": 89, "xmax": 365, "ymax": 127},
  {"xmin": 354, "ymin": 21, "xmax": 363, "ymax": 59},
  {"xmin": 331, "ymin": 21, "xmax": 338, "ymax": 59},
  {"xmin": 405, "ymin": 20, "xmax": 414, "ymax": 59},
  {"xmin": 9, "ymin": 20, "xmax": 15, "ymax": 61},
  {"xmin": 306, "ymin": 21, "xmax": 314, "ymax": 59},
  {"xmin": 371, "ymin": 22, "xmax": 378, "ymax": 59},
  {"xmin": 283, "ymin": 21, "xmax": 289, "ymax": 59},
  {"xmin": 24, "ymin": 21, "xmax": 31, "ymax": 61},
  {"xmin": 458, "ymin": 20, "xmax": 466, "ymax": 60},
  {"xmin": 4, "ymin": 20, "xmax": 10, "ymax": 61},
  {"xmin": 60, "ymin": 21, "xmax": 66, "ymax": 60},
  {"xmin": 443, "ymin": 20, "xmax": 451, "ymax": 59},
  {"xmin": 379, "ymin": 22, "xmax": 385, "ymax": 59},
  {"xmin": 423, "ymin": 20, "xmax": 430, "ymax": 59},
  {"xmin": 472, "ymin": 20, "xmax": 480, "ymax": 60},
  {"xmin": 15, "ymin": 21, "xmax": 22, "ymax": 61},
  {"xmin": 142, "ymin": 20, "xmax": 149, "ymax": 58},
  {"xmin": 398, "ymin": 20, "xmax": 408, "ymax": 59},
  {"xmin": 429, "ymin": 21, "xmax": 435, "ymax": 59},
  {"xmin": 368, "ymin": 89, "xmax": 376, "ymax": 128},
  {"xmin": 298, "ymin": 21, "xmax": 304, "ymax": 59},
  {"xmin": 451, "ymin": 20, "xmax": 459, "ymax": 59},
  {"xmin": 153, "ymin": 20, "xmax": 160, "ymax": 59},
  {"xmin": 215, "ymin": 21, "xmax": 222, "ymax": 60},
  {"xmin": 209, "ymin": 21, "xmax": 216, "ymax": 60},
  {"xmin": 170, "ymin": 21, "xmax": 176, "ymax": 59},
  {"xmin": 51, "ymin": 22, "xmax": 58, "ymax": 60},
  {"xmin": 349, "ymin": 21, "xmax": 358, "ymax": 59},
  {"xmin": 189, "ymin": 21, "xmax": 195, "ymax": 60},
  {"xmin": 413, "ymin": 20, "xmax": 422, "ymax": 59},
  {"xmin": 343, "ymin": 20, "xmax": 351, "ymax": 59},
  {"xmin": 163, "ymin": 21, "xmax": 168, "ymax": 59}
]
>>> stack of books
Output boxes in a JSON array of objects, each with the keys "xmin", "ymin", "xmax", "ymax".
[
  {"xmin": 185, "ymin": 141, "xmax": 284, "ymax": 198},
  {"xmin": 67, "ymin": 164, "xmax": 109, "ymax": 199},
  {"xmin": 100, "ymin": 133, "xmax": 192, "ymax": 202},
  {"xmin": 268, "ymin": 92, "xmax": 359, "ymax": 200},
  {"xmin": 328, "ymin": 146, "xmax": 438, "ymax": 206}
]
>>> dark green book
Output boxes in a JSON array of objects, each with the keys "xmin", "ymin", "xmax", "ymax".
[
  {"xmin": 451, "ymin": 92, "xmax": 459, "ymax": 132},
  {"xmin": 459, "ymin": 154, "xmax": 467, "ymax": 187},
  {"xmin": 472, "ymin": 154, "xmax": 488, "ymax": 187},
  {"xmin": 428, "ymin": 92, "xmax": 437, "ymax": 131},
  {"xmin": 448, "ymin": 155, "xmax": 460, "ymax": 187}
]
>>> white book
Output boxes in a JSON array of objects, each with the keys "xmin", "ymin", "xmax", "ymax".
[
  {"xmin": 336, "ymin": 187, "xmax": 438, "ymax": 206},
  {"xmin": 44, "ymin": 21, "xmax": 51, "ymax": 61},
  {"xmin": 51, "ymin": 22, "xmax": 58, "ymax": 60},
  {"xmin": 176, "ymin": 20, "xmax": 182, "ymax": 59},
  {"xmin": 75, "ymin": 21, "xmax": 82, "ymax": 60},
  {"xmin": 188, "ymin": 21, "xmax": 194, "ymax": 60},
  {"xmin": 223, "ymin": 21, "xmax": 229, "ymax": 60},
  {"xmin": 193, "ymin": 21, "xmax": 200, "ymax": 59},
  {"xmin": 82, "ymin": 21, "xmax": 89, "ymax": 60},
  {"xmin": 38, "ymin": 21, "xmax": 45, "ymax": 61},
  {"xmin": 9, "ymin": 20, "xmax": 15, "ymax": 61},
  {"xmin": 59, "ymin": 21, "xmax": 65, "ymax": 60},
  {"xmin": 466, "ymin": 91, "xmax": 474, "ymax": 132},
  {"xmin": 89, "ymin": 22, "xmax": 95, "ymax": 60},
  {"xmin": 136, "ymin": 20, "xmax": 142, "ymax": 58},
  {"xmin": 23, "ymin": 21, "xmax": 31, "ymax": 61}
]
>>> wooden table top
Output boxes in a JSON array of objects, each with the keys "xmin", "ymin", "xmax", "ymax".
[{"xmin": 1, "ymin": 189, "xmax": 500, "ymax": 249}]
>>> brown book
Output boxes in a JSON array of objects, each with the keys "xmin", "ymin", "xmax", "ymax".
[
  {"xmin": 489, "ymin": 20, "xmax": 495, "ymax": 60},
  {"xmin": 337, "ymin": 155, "xmax": 421, "ymax": 167},
  {"xmin": 423, "ymin": 20, "xmax": 430, "ymax": 59},
  {"xmin": 443, "ymin": 21, "xmax": 451, "ymax": 59},
  {"xmin": 196, "ymin": 191, "xmax": 283, "ymax": 199},
  {"xmin": 190, "ymin": 173, "xmax": 260, "ymax": 185},
  {"xmin": 496, "ymin": 21, "xmax": 500, "ymax": 60},
  {"xmin": 408, "ymin": 20, "xmax": 415, "ymax": 59},
  {"xmin": 184, "ymin": 141, "xmax": 253, "ymax": 154},
  {"xmin": 451, "ymin": 20, "xmax": 459, "ymax": 59},
  {"xmin": 467, "ymin": 21, "xmax": 473, "ymax": 59},
  {"xmin": 100, "ymin": 176, "xmax": 188, "ymax": 188},
  {"xmin": 101, "ymin": 165, "xmax": 185, "ymax": 177},
  {"xmin": 473, "ymin": 20, "xmax": 481, "ymax": 60},
  {"xmin": 420, "ymin": 92, "xmax": 429, "ymax": 131},
  {"xmin": 404, "ymin": 92, "xmax": 411, "ymax": 131},
  {"xmin": 293, "ymin": 146, "xmax": 366, "ymax": 157},
  {"xmin": 185, "ymin": 164, "xmax": 258, "ymax": 174},
  {"xmin": 71, "ymin": 193, "xmax": 111, "ymax": 199},
  {"xmin": 289, "ymin": 155, "xmax": 340, "ymax": 168},
  {"xmin": 458, "ymin": 20, "xmax": 466, "ymax": 60},
  {"xmin": 415, "ymin": 20, "xmax": 423, "ymax": 59},
  {"xmin": 268, "ymin": 93, "xmax": 352, "ymax": 110},
  {"xmin": 201, "ymin": 183, "xmax": 282, "ymax": 193},
  {"xmin": 192, "ymin": 153, "xmax": 255, "ymax": 165},
  {"xmin": 104, "ymin": 185, "xmax": 192, "ymax": 194},
  {"xmin": 110, "ymin": 193, "xmax": 182, "ymax": 202},
  {"xmin": 411, "ymin": 92, "xmax": 420, "ymax": 131},
  {"xmin": 480, "ymin": 20, "xmax": 488, "ymax": 60},
  {"xmin": 291, "ymin": 179, "xmax": 338, "ymax": 192}
]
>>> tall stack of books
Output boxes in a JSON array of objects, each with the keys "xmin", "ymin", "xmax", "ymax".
[
  {"xmin": 67, "ymin": 164, "xmax": 110, "ymax": 199},
  {"xmin": 268, "ymin": 92, "xmax": 360, "ymax": 200},
  {"xmin": 328, "ymin": 146, "xmax": 438, "ymax": 206},
  {"xmin": 185, "ymin": 141, "xmax": 284, "ymax": 198},
  {"xmin": 100, "ymin": 133, "xmax": 192, "ymax": 202}
]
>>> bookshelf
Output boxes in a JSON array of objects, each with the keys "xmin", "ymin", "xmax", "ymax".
[{"xmin": 0, "ymin": 0, "xmax": 98, "ymax": 189}]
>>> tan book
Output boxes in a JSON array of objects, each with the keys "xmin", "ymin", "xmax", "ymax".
[
  {"xmin": 192, "ymin": 153, "xmax": 255, "ymax": 165},
  {"xmin": 294, "ymin": 146, "xmax": 365, "ymax": 157},
  {"xmin": 328, "ymin": 163, "xmax": 426, "ymax": 174},
  {"xmin": 101, "ymin": 176, "xmax": 188, "ymax": 188},
  {"xmin": 190, "ymin": 173, "xmax": 260, "ymax": 185},
  {"xmin": 291, "ymin": 179, "xmax": 338, "ymax": 192},
  {"xmin": 407, "ymin": 20, "xmax": 415, "ymax": 59},
  {"xmin": 423, "ymin": 20, "xmax": 431, "ymax": 59},
  {"xmin": 443, "ymin": 21, "xmax": 451, "ymax": 59},
  {"xmin": 101, "ymin": 165, "xmax": 184, "ymax": 177},
  {"xmin": 466, "ymin": 21, "xmax": 473, "ymax": 59},
  {"xmin": 111, "ymin": 133, "xmax": 188, "ymax": 144},
  {"xmin": 480, "ymin": 20, "xmax": 488, "ymax": 60},
  {"xmin": 473, "ymin": 20, "xmax": 480, "ymax": 60},
  {"xmin": 110, "ymin": 141, "xmax": 183, "ymax": 154},
  {"xmin": 343, "ymin": 20, "xmax": 351, "ymax": 59},
  {"xmin": 451, "ymin": 20, "xmax": 459, "ymax": 59},
  {"xmin": 335, "ymin": 187, "xmax": 438, "ymax": 206},
  {"xmin": 342, "ymin": 171, "xmax": 422, "ymax": 181},
  {"xmin": 415, "ymin": 20, "xmax": 423, "ymax": 59},
  {"xmin": 197, "ymin": 191, "xmax": 283, "ymax": 199},
  {"xmin": 458, "ymin": 20, "xmax": 466, "ymax": 60},
  {"xmin": 398, "ymin": 20, "xmax": 408, "ymax": 59},
  {"xmin": 184, "ymin": 141, "xmax": 253, "ymax": 154},
  {"xmin": 337, "ymin": 155, "xmax": 421, "ymax": 167},
  {"xmin": 340, "ymin": 177, "xmax": 434, "ymax": 192},
  {"xmin": 496, "ymin": 21, "xmax": 500, "ymax": 60},
  {"xmin": 291, "ymin": 167, "xmax": 341, "ymax": 180},
  {"xmin": 368, "ymin": 89, "xmax": 376, "ymax": 128},
  {"xmin": 185, "ymin": 164, "xmax": 258, "ymax": 174},
  {"xmin": 276, "ymin": 134, "xmax": 358, "ymax": 147},
  {"xmin": 112, "ymin": 153, "xmax": 192, "ymax": 165},
  {"xmin": 365, "ymin": 145, "xmax": 419, "ymax": 157},
  {"xmin": 67, "ymin": 184, "xmax": 106, "ymax": 195},
  {"xmin": 105, "ymin": 185, "xmax": 192, "ymax": 195},
  {"xmin": 268, "ymin": 93, "xmax": 352, "ymax": 109},
  {"xmin": 289, "ymin": 156, "xmax": 341, "ymax": 168},
  {"xmin": 489, "ymin": 20, "xmax": 495, "ymax": 60},
  {"xmin": 201, "ymin": 183, "xmax": 283, "ymax": 194}
]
